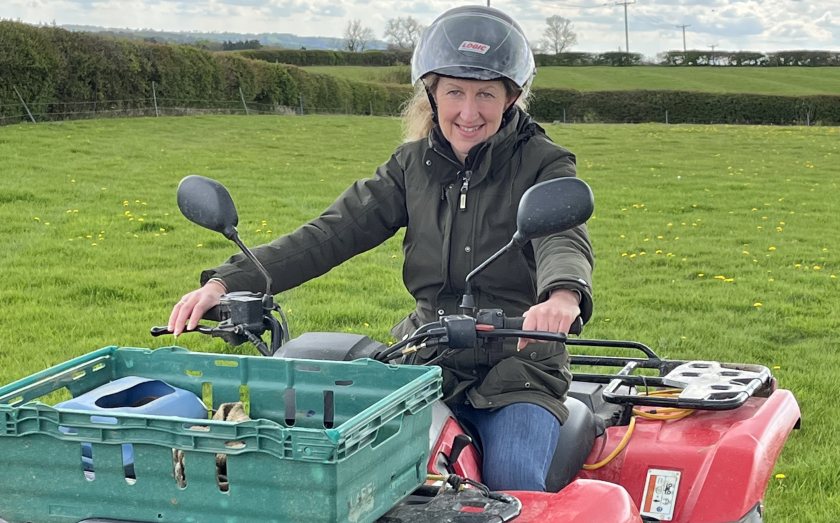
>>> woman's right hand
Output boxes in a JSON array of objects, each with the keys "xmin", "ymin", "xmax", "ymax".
[{"xmin": 167, "ymin": 280, "xmax": 227, "ymax": 336}]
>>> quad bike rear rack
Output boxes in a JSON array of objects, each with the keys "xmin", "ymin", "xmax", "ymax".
[{"xmin": 567, "ymin": 338, "xmax": 774, "ymax": 410}]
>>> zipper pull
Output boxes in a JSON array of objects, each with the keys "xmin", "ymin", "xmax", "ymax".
[{"xmin": 459, "ymin": 170, "xmax": 472, "ymax": 211}]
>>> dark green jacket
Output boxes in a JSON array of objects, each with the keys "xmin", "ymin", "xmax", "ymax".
[{"xmin": 202, "ymin": 108, "xmax": 594, "ymax": 422}]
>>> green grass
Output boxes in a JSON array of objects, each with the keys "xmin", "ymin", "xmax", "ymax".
[
  {"xmin": 1, "ymin": 115, "xmax": 839, "ymax": 520},
  {"xmin": 304, "ymin": 65, "xmax": 840, "ymax": 95}
]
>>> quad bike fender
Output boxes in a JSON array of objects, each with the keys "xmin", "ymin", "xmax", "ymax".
[
  {"xmin": 507, "ymin": 479, "xmax": 642, "ymax": 522},
  {"xmin": 578, "ymin": 389, "xmax": 801, "ymax": 523}
]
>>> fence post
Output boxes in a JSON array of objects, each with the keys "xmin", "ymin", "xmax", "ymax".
[
  {"xmin": 563, "ymin": 108, "xmax": 566, "ymax": 124},
  {"xmin": 665, "ymin": 110, "xmax": 669, "ymax": 124},
  {"xmin": 13, "ymin": 86, "xmax": 36, "ymax": 123},
  {"xmin": 299, "ymin": 95, "xmax": 304, "ymax": 115},
  {"xmin": 370, "ymin": 100, "xmax": 373, "ymax": 116},
  {"xmin": 238, "ymin": 86, "xmax": 250, "ymax": 115},
  {"xmin": 152, "ymin": 81, "xmax": 160, "ymax": 117}
]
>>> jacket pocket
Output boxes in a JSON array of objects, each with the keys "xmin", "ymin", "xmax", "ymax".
[{"xmin": 474, "ymin": 354, "xmax": 569, "ymax": 399}]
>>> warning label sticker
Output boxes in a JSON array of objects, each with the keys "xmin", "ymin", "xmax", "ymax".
[{"xmin": 640, "ymin": 468, "xmax": 681, "ymax": 521}]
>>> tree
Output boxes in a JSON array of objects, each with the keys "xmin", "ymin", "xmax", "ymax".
[
  {"xmin": 540, "ymin": 15, "xmax": 577, "ymax": 54},
  {"xmin": 383, "ymin": 16, "xmax": 424, "ymax": 51},
  {"xmin": 344, "ymin": 19, "xmax": 374, "ymax": 52}
]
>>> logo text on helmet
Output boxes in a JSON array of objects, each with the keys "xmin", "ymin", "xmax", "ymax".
[{"xmin": 458, "ymin": 41, "xmax": 491, "ymax": 54}]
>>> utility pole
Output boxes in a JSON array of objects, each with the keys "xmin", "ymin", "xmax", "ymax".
[
  {"xmin": 615, "ymin": 1, "xmax": 635, "ymax": 54},
  {"xmin": 676, "ymin": 24, "xmax": 690, "ymax": 54}
]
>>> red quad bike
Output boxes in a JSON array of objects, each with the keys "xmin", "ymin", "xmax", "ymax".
[{"xmin": 0, "ymin": 176, "xmax": 800, "ymax": 523}]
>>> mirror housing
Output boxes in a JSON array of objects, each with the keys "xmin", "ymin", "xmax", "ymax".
[
  {"xmin": 512, "ymin": 177, "xmax": 594, "ymax": 247},
  {"xmin": 177, "ymin": 175, "xmax": 239, "ymax": 240}
]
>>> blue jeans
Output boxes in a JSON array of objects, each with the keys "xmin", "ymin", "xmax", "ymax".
[{"xmin": 451, "ymin": 402, "xmax": 560, "ymax": 491}]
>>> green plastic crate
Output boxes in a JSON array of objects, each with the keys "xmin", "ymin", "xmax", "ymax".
[{"xmin": 0, "ymin": 346, "xmax": 442, "ymax": 523}]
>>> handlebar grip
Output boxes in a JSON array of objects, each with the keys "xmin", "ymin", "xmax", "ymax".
[
  {"xmin": 203, "ymin": 305, "xmax": 222, "ymax": 322},
  {"xmin": 502, "ymin": 316, "xmax": 583, "ymax": 335}
]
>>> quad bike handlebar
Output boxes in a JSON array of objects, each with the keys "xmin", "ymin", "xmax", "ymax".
[{"xmin": 166, "ymin": 175, "xmax": 774, "ymax": 412}]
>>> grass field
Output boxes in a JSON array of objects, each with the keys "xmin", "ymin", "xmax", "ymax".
[
  {"xmin": 1, "ymin": 115, "xmax": 839, "ymax": 521},
  {"xmin": 304, "ymin": 64, "xmax": 840, "ymax": 95}
]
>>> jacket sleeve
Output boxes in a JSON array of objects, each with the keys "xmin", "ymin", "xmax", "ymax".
[
  {"xmin": 200, "ymin": 152, "xmax": 408, "ymax": 294},
  {"xmin": 530, "ymin": 139, "xmax": 595, "ymax": 323}
]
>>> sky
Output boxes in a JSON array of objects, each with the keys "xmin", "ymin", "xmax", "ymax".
[{"xmin": 2, "ymin": 0, "xmax": 838, "ymax": 59}]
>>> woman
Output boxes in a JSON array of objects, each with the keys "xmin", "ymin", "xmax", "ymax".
[{"xmin": 169, "ymin": 5, "xmax": 594, "ymax": 492}]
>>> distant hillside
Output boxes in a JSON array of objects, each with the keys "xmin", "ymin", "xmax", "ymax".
[{"xmin": 61, "ymin": 24, "xmax": 388, "ymax": 51}]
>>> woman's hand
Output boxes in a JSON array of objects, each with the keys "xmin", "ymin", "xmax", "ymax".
[
  {"xmin": 167, "ymin": 280, "xmax": 227, "ymax": 336},
  {"xmin": 517, "ymin": 289, "xmax": 581, "ymax": 350}
]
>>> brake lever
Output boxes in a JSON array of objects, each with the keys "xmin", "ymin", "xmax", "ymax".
[{"xmin": 150, "ymin": 325, "xmax": 216, "ymax": 337}]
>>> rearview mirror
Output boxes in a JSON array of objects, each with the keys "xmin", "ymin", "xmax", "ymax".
[
  {"xmin": 177, "ymin": 175, "xmax": 239, "ymax": 240},
  {"xmin": 512, "ymin": 177, "xmax": 594, "ymax": 247}
]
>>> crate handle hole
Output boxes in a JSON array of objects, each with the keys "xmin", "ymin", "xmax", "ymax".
[{"xmin": 334, "ymin": 380, "xmax": 353, "ymax": 386}]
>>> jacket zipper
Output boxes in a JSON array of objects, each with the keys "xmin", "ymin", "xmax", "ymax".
[{"xmin": 459, "ymin": 170, "xmax": 472, "ymax": 211}]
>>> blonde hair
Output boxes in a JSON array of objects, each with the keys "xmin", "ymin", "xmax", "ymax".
[{"xmin": 400, "ymin": 74, "xmax": 532, "ymax": 142}]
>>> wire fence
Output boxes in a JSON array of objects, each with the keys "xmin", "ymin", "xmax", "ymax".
[
  {"xmin": 0, "ymin": 87, "xmax": 829, "ymax": 127},
  {"xmin": 0, "ymin": 92, "xmax": 404, "ymax": 127}
]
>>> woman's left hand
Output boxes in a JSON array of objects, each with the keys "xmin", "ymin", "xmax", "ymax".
[{"xmin": 518, "ymin": 289, "xmax": 581, "ymax": 350}]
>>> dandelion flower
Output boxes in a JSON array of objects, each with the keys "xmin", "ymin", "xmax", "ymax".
[
  {"xmin": 753, "ymin": 302, "xmax": 763, "ymax": 308},
  {"xmin": 775, "ymin": 474, "xmax": 786, "ymax": 480}
]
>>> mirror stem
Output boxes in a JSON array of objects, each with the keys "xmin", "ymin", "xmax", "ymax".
[
  {"xmin": 231, "ymin": 232, "xmax": 273, "ymax": 298},
  {"xmin": 459, "ymin": 239, "xmax": 515, "ymax": 316}
]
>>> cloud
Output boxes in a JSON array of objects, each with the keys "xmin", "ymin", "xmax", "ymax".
[{"xmin": 1, "ymin": 0, "xmax": 837, "ymax": 56}]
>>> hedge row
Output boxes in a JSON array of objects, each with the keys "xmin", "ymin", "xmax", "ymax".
[
  {"xmin": 240, "ymin": 49, "xmax": 839, "ymax": 68},
  {"xmin": 0, "ymin": 21, "xmax": 410, "ymax": 122},
  {"xmin": 659, "ymin": 50, "xmax": 840, "ymax": 66},
  {"xmin": 2, "ymin": 22, "xmax": 839, "ymax": 126},
  {"xmin": 239, "ymin": 49, "xmax": 414, "ymax": 67},
  {"xmin": 530, "ymin": 89, "xmax": 840, "ymax": 125}
]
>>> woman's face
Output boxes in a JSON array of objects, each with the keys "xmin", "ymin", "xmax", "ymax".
[{"xmin": 434, "ymin": 77, "xmax": 515, "ymax": 163}]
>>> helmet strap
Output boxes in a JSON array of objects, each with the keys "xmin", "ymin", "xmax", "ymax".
[{"xmin": 424, "ymin": 86, "xmax": 439, "ymax": 124}]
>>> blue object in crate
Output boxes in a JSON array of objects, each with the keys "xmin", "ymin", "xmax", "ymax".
[{"xmin": 56, "ymin": 376, "xmax": 207, "ymax": 476}]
